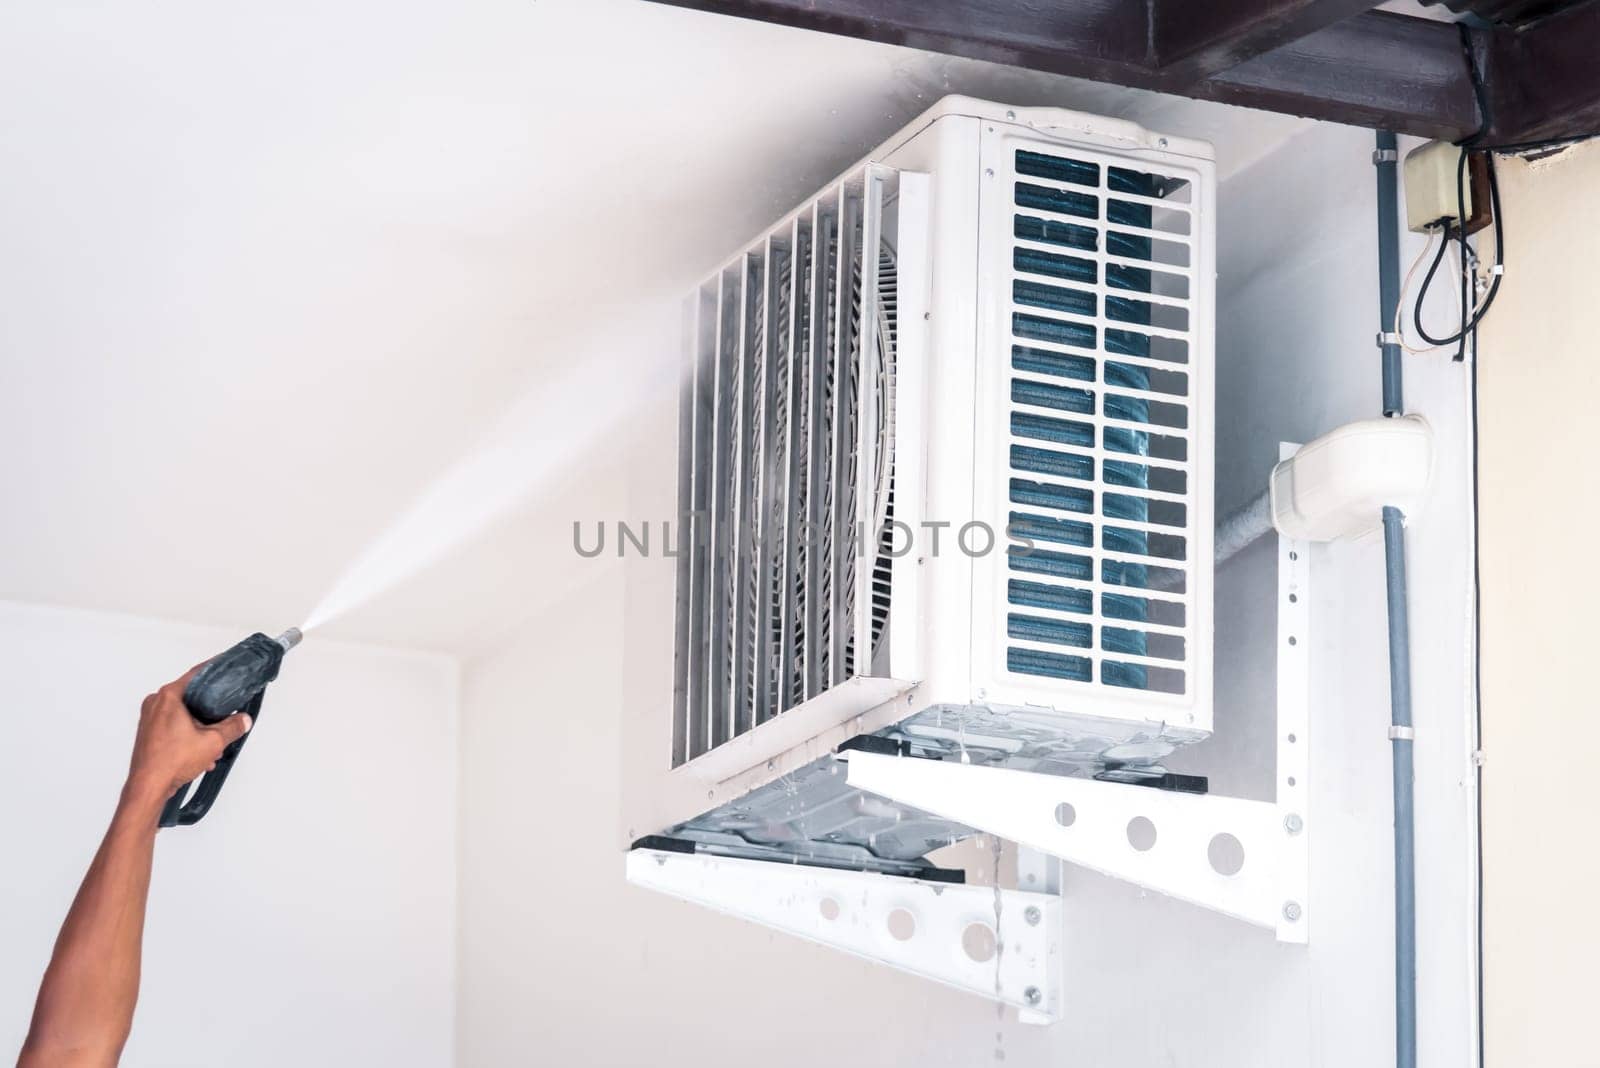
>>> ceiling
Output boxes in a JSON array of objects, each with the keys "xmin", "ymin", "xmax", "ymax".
[
  {"xmin": 0, "ymin": 0, "xmax": 1311, "ymax": 654},
  {"xmin": 641, "ymin": 0, "xmax": 1600, "ymax": 146}
]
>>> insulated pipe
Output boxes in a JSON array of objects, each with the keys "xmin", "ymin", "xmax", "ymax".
[
  {"xmin": 1376, "ymin": 131, "xmax": 1404, "ymax": 417},
  {"xmin": 1215, "ymin": 490, "xmax": 1272, "ymax": 567},
  {"xmin": 1383, "ymin": 508, "xmax": 1417, "ymax": 1068}
]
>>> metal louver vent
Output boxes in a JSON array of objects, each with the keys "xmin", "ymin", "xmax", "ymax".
[
  {"xmin": 1002, "ymin": 145, "xmax": 1199, "ymax": 699},
  {"xmin": 674, "ymin": 170, "xmax": 898, "ymax": 767}
]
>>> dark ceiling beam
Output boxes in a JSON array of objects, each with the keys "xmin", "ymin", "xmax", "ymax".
[
  {"xmin": 1198, "ymin": 11, "xmax": 1481, "ymax": 140},
  {"xmin": 639, "ymin": 1, "xmax": 1483, "ymax": 140},
  {"xmin": 1152, "ymin": 0, "xmax": 1384, "ymax": 84},
  {"xmin": 1481, "ymin": 0, "xmax": 1600, "ymax": 145},
  {"xmin": 648, "ymin": 0, "xmax": 1152, "ymax": 84}
]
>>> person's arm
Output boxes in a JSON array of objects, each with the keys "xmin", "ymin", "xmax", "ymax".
[{"xmin": 17, "ymin": 666, "xmax": 253, "ymax": 1068}]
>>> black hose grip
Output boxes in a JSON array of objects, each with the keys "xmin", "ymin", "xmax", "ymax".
[
  {"xmin": 159, "ymin": 632, "xmax": 286, "ymax": 828},
  {"xmin": 158, "ymin": 689, "xmax": 264, "ymax": 827},
  {"xmin": 182, "ymin": 632, "xmax": 284, "ymax": 724}
]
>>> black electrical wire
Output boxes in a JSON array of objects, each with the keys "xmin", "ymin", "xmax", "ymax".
[
  {"xmin": 1451, "ymin": 23, "xmax": 1503, "ymax": 353},
  {"xmin": 1458, "ymin": 22, "xmax": 1492, "ymax": 150},
  {"xmin": 1456, "ymin": 152, "xmax": 1472, "ymax": 361},
  {"xmin": 1412, "ymin": 231, "xmax": 1456, "ymax": 344},
  {"xmin": 1452, "ymin": 146, "xmax": 1505, "ymax": 359},
  {"xmin": 1411, "ymin": 24, "xmax": 1506, "ymax": 357},
  {"xmin": 1455, "ymin": 24, "xmax": 1488, "ymax": 1068},
  {"xmin": 1470, "ymin": 306, "xmax": 1485, "ymax": 1068}
]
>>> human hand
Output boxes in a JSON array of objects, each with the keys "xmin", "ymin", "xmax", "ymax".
[{"xmin": 126, "ymin": 665, "xmax": 254, "ymax": 805}]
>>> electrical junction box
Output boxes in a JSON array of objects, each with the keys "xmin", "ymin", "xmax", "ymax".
[{"xmin": 1403, "ymin": 140, "xmax": 1472, "ymax": 233}]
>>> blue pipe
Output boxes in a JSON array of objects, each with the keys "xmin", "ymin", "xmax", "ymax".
[
  {"xmin": 1375, "ymin": 128, "xmax": 1417, "ymax": 1068},
  {"xmin": 1376, "ymin": 131, "xmax": 1404, "ymax": 417},
  {"xmin": 1382, "ymin": 506, "xmax": 1416, "ymax": 1068}
]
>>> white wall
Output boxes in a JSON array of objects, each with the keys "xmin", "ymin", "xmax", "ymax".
[
  {"xmin": 453, "ymin": 570, "xmax": 622, "ymax": 1067},
  {"xmin": 0, "ymin": 601, "xmax": 458, "ymax": 1068},
  {"xmin": 455, "ymin": 119, "xmax": 1480, "ymax": 1065},
  {"xmin": 1476, "ymin": 140, "xmax": 1600, "ymax": 1066}
]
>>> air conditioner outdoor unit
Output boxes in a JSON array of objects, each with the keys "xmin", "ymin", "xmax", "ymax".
[{"xmin": 628, "ymin": 98, "xmax": 1303, "ymax": 1018}]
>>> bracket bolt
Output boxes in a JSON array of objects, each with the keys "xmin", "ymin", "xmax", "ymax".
[
  {"xmin": 1282, "ymin": 901, "xmax": 1303, "ymax": 922},
  {"xmin": 1024, "ymin": 906, "xmax": 1042, "ymax": 926},
  {"xmin": 1284, "ymin": 813, "xmax": 1304, "ymax": 835},
  {"xmin": 1024, "ymin": 986, "xmax": 1042, "ymax": 1007}
]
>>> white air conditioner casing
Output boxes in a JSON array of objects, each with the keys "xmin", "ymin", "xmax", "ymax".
[{"xmin": 637, "ymin": 97, "xmax": 1216, "ymax": 882}]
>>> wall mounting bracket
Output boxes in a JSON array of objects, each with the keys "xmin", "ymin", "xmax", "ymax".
[
  {"xmin": 849, "ymin": 498, "xmax": 1312, "ymax": 944},
  {"xmin": 630, "ymin": 450, "xmax": 1310, "ymax": 1014},
  {"xmin": 625, "ymin": 847, "xmax": 1065, "ymax": 1017}
]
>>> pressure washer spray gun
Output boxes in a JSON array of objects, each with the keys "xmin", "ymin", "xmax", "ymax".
[{"xmin": 159, "ymin": 627, "xmax": 302, "ymax": 828}]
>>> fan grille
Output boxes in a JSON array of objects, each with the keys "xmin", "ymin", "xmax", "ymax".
[{"xmin": 674, "ymin": 175, "xmax": 898, "ymax": 766}]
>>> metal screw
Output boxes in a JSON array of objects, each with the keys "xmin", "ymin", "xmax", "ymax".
[
  {"xmin": 1024, "ymin": 986, "xmax": 1042, "ymax": 1007},
  {"xmin": 985, "ymin": 168, "xmax": 995, "ymax": 177},
  {"xmin": 1005, "ymin": 110, "xmax": 1016, "ymax": 119},
  {"xmin": 1024, "ymin": 906, "xmax": 1042, "ymax": 926},
  {"xmin": 1284, "ymin": 813, "xmax": 1304, "ymax": 835},
  {"xmin": 1282, "ymin": 901, "xmax": 1303, "ymax": 922},
  {"xmin": 1158, "ymin": 137, "xmax": 1169, "ymax": 147}
]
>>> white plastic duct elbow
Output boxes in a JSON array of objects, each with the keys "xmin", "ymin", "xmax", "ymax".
[{"xmin": 1270, "ymin": 415, "xmax": 1434, "ymax": 542}]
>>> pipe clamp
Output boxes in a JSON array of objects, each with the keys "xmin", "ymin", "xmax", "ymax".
[{"xmin": 1388, "ymin": 725, "xmax": 1415, "ymax": 741}]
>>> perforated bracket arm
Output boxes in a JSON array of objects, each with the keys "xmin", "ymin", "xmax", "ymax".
[
  {"xmin": 846, "ymin": 754, "xmax": 1305, "ymax": 942},
  {"xmin": 625, "ymin": 848, "xmax": 1064, "ymax": 1017}
]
